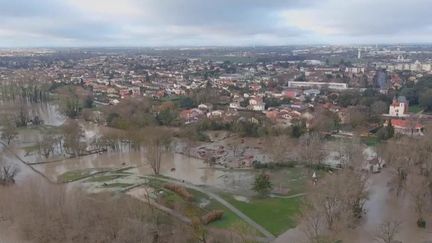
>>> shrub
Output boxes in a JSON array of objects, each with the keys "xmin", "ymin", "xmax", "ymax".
[
  {"xmin": 252, "ymin": 173, "xmax": 272, "ymax": 196},
  {"xmin": 417, "ymin": 218, "xmax": 426, "ymax": 228},
  {"xmin": 163, "ymin": 183, "xmax": 193, "ymax": 201},
  {"xmin": 201, "ymin": 210, "xmax": 224, "ymax": 225}
]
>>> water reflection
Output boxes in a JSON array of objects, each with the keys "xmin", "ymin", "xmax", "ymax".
[{"xmin": 0, "ymin": 101, "xmax": 65, "ymax": 126}]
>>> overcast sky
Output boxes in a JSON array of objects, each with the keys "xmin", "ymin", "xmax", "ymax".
[{"xmin": 0, "ymin": 0, "xmax": 431, "ymax": 47}]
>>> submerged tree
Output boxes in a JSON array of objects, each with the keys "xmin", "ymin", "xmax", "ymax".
[
  {"xmin": 300, "ymin": 207, "xmax": 335, "ymax": 243},
  {"xmin": 141, "ymin": 127, "xmax": 172, "ymax": 175},
  {"xmin": 38, "ymin": 134, "xmax": 59, "ymax": 159},
  {"xmin": 375, "ymin": 220, "xmax": 401, "ymax": 243},
  {"xmin": 61, "ymin": 120, "xmax": 85, "ymax": 157},
  {"xmin": 306, "ymin": 169, "xmax": 368, "ymax": 231},
  {"xmin": 298, "ymin": 133, "xmax": 326, "ymax": 169},
  {"xmin": 1, "ymin": 116, "xmax": 18, "ymax": 145},
  {"xmin": 0, "ymin": 158, "xmax": 19, "ymax": 185}
]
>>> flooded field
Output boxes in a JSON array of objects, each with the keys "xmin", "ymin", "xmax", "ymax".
[
  {"xmin": 338, "ymin": 170, "xmax": 432, "ymax": 242},
  {"xmin": 0, "ymin": 101, "xmax": 65, "ymax": 126},
  {"xmin": 7, "ymin": 101, "xmax": 424, "ymax": 243}
]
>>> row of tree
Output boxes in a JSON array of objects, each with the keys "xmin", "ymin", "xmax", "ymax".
[{"xmin": 0, "ymin": 180, "xmax": 248, "ymax": 243}]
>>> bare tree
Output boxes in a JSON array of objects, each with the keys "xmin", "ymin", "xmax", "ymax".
[
  {"xmin": 230, "ymin": 142, "xmax": 241, "ymax": 160},
  {"xmin": 1, "ymin": 179, "xmax": 192, "ymax": 243},
  {"xmin": 142, "ymin": 127, "xmax": 172, "ymax": 175},
  {"xmin": 307, "ymin": 169, "xmax": 368, "ymax": 231},
  {"xmin": 265, "ymin": 135, "xmax": 293, "ymax": 163},
  {"xmin": 300, "ymin": 207, "xmax": 333, "ymax": 243},
  {"xmin": 0, "ymin": 158, "xmax": 19, "ymax": 185},
  {"xmin": 38, "ymin": 134, "xmax": 59, "ymax": 159},
  {"xmin": 378, "ymin": 135, "xmax": 432, "ymax": 229},
  {"xmin": 298, "ymin": 133, "xmax": 326, "ymax": 169},
  {"xmin": 379, "ymin": 138, "xmax": 415, "ymax": 196},
  {"xmin": 336, "ymin": 137, "xmax": 364, "ymax": 169},
  {"xmin": 61, "ymin": 119, "xmax": 85, "ymax": 157},
  {"xmin": 375, "ymin": 220, "xmax": 401, "ymax": 243},
  {"xmin": 408, "ymin": 178, "xmax": 429, "ymax": 227},
  {"xmin": 0, "ymin": 116, "xmax": 18, "ymax": 145}
]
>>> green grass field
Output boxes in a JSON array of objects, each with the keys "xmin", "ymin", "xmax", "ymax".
[
  {"xmin": 224, "ymin": 195, "xmax": 302, "ymax": 236},
  {"xmin": 86, "ymin": 174, "xmax": 125, "ymax": 182},
  {"xmin": 270, "ymin": 167, "xmax": 307, "ymax": 196},
  {"xmin": 145, "ymin": 177, "xmax": 259, "ymax": 234},
  {"xmin": 57, "ymin": 168, "xmax": 107, "ymax": 183},
  {"xmin": 189, "ymin": 190, "xmax": 248, "ymax": 231},
  {"xmin": 361, "ymin": 136, "xmax": 380, "ymax": 146},
  {"xmin": 409, "ymin": 105, "xmax": 424, "ymax": 114}
]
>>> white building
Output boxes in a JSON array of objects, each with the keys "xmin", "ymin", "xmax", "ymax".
[
  {"xmin": 249, "ymin": 97, "xmax": 265, "ymax": 111},
  {"xmin": 388, "ymin": 96, "xmax": 408, "ymax": 117},
  {"xmin": 287, "ymin": 81, "xmax": 348, "ymax": 90}
]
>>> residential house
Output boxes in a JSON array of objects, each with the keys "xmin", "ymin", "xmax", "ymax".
[
  {"xmin": 180, "ymin": 108, "xmax": 204, "ymax": 124},
  {"xmin": 385, "ymin": 119, "xmax": 424, "ymax": 136},
  {"xmin": 249, "ymin": 96, "xmax": 265, "ymax": 111}
]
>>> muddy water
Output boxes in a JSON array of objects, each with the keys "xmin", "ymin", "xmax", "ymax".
[
  {"xmin": 0, "ymin": 101, "xmax": 65, "ymax": 126},
  {"xmin": 274, "ymin": 170, "xmax": 432, "ymax": 243},
  {"xmin": 34, "ymin": 147, "xmax": 255, "ymax": 193},
  {"xmin": 27, "ymin": 102, "xmax": 65, "ymax": 126},
  {"xmin": 0, "ymin": 145, "xmax": 34, "ymax": 183},
  {"xmin": 339, "ymin": 170, "xmax": 432, "ymax": 243}
]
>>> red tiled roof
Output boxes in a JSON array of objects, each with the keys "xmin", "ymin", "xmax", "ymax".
[{"xmin": 391, "ymin": 119, "xmax": 423, "ymax": 129}]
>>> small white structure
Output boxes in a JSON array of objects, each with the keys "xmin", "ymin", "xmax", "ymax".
[
  {"xmin": 249, "ymin": 97, "xmax": 265, "ymax": 111},
  {"xmin": 287, "ymin": 81, "xmax": 348, "ymax": 90},
  {"xmin": 388, "ymin": 96, "xmax": 408, "ymax": 117}
]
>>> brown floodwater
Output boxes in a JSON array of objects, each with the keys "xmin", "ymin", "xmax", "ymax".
[
  {"xmin": 339, "ymin": 170, "xmax": 432, "ymax": 243},
  {"xmin": 274, "ymin": 170, "xmax": 432, "ymax": 243},
  {"xmin": 0, "ymin": 101, "xmax": 65, "ymax": 127}
]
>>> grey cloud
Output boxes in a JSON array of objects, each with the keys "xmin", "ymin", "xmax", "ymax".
[
  {"xmin": 0, "ymin": 0, "xmax": 71, "ymax": 17},
  {"xmin": 0, "ymin": 0, "xmax": 430, "ymax": 46},
  {"xmin": 312, "ymin": 0, "xmax": 432, "ymax": 36},
  {"xmin": 133, "ymin": 0, "xmax": 314, "ymax": 35}
]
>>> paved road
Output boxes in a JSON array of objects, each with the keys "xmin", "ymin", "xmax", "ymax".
[{"xmin": 142, "ymin": 175, "xmax": 275, "ymax": 241}]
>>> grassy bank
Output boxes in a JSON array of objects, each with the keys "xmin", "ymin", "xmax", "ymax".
[{"xmin": 224, "ymin": 194, "xmax": 302, "ymax": 235}]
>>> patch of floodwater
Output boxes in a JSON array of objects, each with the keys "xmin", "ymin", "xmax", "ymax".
[
  {"xmin": 32, "ymin": 146, "xmax": 256, "ymax": 194},
  {"xmin": 35, "ymin": 149, "xmax": 150, "ymax": 181},
  {"xmin": 0, "ymin": 146, "xmax": 33, "ymax": 183},
  {"xmin": 233, "ymin": 195, "xmax": 250, "ymax": 203},
  {"xmin": 126, "ymin": 187, "xmax": 155, "ymax": 200},
  {"xmin": 31, "ymin": 102, "xmax": 65, "ymax": 126},
  {"xmin": 363, "ymin": 146, "xmax": 377, "ymax": 160},
  {"xmin": 323, "ymin": 146, "xmax": 378, "ymax": 168},
  {"xmin": 0, "ymin": 101, "xmax": 65, "ymax": 127},
  {"xmin": 339, "ymin": 170, "xmax": 432, "ymax": 243},
  {"xmin": 199, "ymin": 198, "xmax": 210, "ymax": 208},
  {"xmin": 163, "ymin": 155, "xmax": 255, "ymax": 194}
]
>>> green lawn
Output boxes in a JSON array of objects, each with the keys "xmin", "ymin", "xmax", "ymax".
[
  {"xmin": 195, "ymin": 191, "xmax": 246, "ymax": 231},
  {"xmin": 409, "ymin": 105, "xmax": 423, "ymax": 114},
  {"xmin": 57, "ymin": 168, "xmax": 107, "ymax": 183},
  {"xmin": 361, "ymin": 136, "xmax": 380, "ymax": 146},
  {"xmin": 86, "ymin": 174, "xmax": 125, "ymax": 182},
  {"xmin": 146, "ymin": 177, "xmax": 258, "ymax": 234},
  {"xmin": 270, "ymin": 167, "xmax": 307, "ymax": 196},
  {"xmin": 224, "ymin": 195, "xmax": 302, "ymax": 236},
  {"xmin": 22, "ymin": 144, "xmax": 40, "ymax": 153}
]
